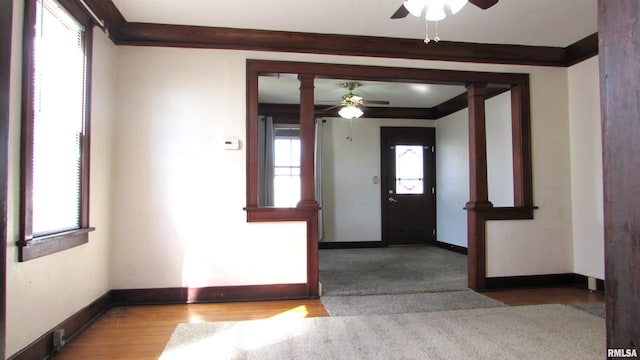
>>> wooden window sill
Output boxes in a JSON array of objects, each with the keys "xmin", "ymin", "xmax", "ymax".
[{"xmin": 17, "ymin": 227, "xmax": 95, "ymax": 262}]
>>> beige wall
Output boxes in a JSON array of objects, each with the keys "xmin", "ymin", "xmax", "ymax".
[
  {"xmin": 320, "ymin": 117, "xmax": 436, "ymax": 243},
  {"xmin": 6, "ymin": 2, "xmax": 114, "ymax": 355},
  {"xmin": 568, "ymin": 56, "xmax": 604, "ymax": 279},
  {"xmin": 4, "ymin": 13, "xmax": 605, "ymax": 354},
  {"xmin": 110, "ymin": 47, "xmax": 308, "ymax": 289},
  {"xmin": 109, "ymin": 46, "xmax": 578, "ymax": 284},
  {"xmin": 486, "ymin": 67, "xmax": 574, "ymax": 277}
]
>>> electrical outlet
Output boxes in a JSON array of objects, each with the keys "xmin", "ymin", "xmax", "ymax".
[
  {"xmin": 53, "ymin": 329, "xmax": 65, "ymax": 351},
  {"xmin": 587, "ymin": 277, "xmax": 597, "ymax": 291}
]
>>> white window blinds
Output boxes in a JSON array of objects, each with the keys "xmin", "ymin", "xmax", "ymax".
[{"xmin": 31, "ymin": 0, "xmax": 86, "ymax": 236}]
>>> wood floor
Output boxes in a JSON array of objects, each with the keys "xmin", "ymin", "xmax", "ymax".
[{"xmin": 52, "ymin": 287, "xmax": 603, "ymax": 360}]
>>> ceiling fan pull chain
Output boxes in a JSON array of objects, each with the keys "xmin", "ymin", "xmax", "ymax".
[
  {"xmin": 424, "ymin": 20, "xmax": 431, "ymax": 44},
  {"xmin": 434, "ymin": 20, "xmax": 440, "ymax": 42}
]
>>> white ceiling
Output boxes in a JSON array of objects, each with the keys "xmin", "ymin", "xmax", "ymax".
[
  {"xmin": 110, "ymin": 0, "xmax": 598, "ymax": 109},
  {"xmin": 260, "ymin": 76, "xmax": 466, "ymax": 108},
  {"xmin": 111, "ymin": 0, "xmax": 597, "ymax": 47}
]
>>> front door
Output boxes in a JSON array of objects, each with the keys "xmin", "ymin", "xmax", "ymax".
[{"xmin": 381, "ymin": 127, "xmax": 436, "ymax": 245}]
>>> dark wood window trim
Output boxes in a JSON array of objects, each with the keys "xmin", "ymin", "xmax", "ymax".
[
  {"xmin": 246, "ymin": 60, "xmax": 534, "ymax": 292},
  {"xmin": 19, "ymin": 0, "xmax": 95, "ymax": 262}
]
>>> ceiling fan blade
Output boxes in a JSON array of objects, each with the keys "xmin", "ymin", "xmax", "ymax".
[
  {"xmin": 391, "ymin": 5, "xmax": 409, "ymax": 19},
  {"xmin": 468, "ymin": 0, "xmax": 498, "ymax": 10},
  {"xmin": 362, "ymin": 100, "xmax": 390, "ymax": 105},
  {"xmin": 323, "ymin": 105, "xmax": 340, "ymax": 112}
]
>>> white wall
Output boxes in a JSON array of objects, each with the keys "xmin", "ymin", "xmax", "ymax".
[
  {"xmin": 486, "ymin": 92, "xmax": 514, "ymax": 207},
  {"xmin": 435, "ymin": 109, "xmax": 469, "ymax": 247},
  {"xmin": 486, "ymin": 67, "xmax": 574, "ymax": 277},
  {"xmin": 435, "ymin": 91, "xmax": 513, "ymax": 248},
  {"xmin": 320, "ymin": 117, "xmax": 436, "ymax": 243},
  {"xmin": 5, "ymin": 5, "xmax": 114, "ymax": 355},
  {"xmin": 568, "ymin": 56, "xmax": 604, "ymax": 279},
  {"xmin": 109, "ymin": 48, "xmax": 578, "ymax": 285},
  {"xmin": 110, "ymin": 47, "xmax": 308, "ymax": 289}
]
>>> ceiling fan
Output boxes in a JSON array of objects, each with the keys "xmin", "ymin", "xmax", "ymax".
[
  {"xmin": 391, "ymin": 0, "xmax": 499, "ymax": 19},
  {"xmin": 324, "ymin": 82, "xmax": 390, "ymax": 119}
]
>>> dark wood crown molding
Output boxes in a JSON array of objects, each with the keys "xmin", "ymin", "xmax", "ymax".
[{"xmin": 81, "ymin": 0, "xmax": 596, "ymax": 67}]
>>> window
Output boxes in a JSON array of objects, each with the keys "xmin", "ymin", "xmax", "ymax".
[
  {"xmin": 273, "ymin": 126, "xmax": 301, "ymax": 207},
  {"xmin": 19, "ymin": 0, "xmax": 94, "ymax": 261},
  {"xmin": 395, "ymin": 145, "xmax": 424, "ymax": 195}
]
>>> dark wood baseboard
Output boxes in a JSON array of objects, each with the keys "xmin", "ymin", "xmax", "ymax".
[
  {"xmin": 9, "ymin": 283, "xmax": 309, "ymax": 359},
  {"xmin": 111, "ymin": 283, "xmax": 309, "ymax": 305},
  {"xmin": 8, "ymin": 292, "xmax": 111, "ymax": 360},
  {"xmin": 435, "ymin": 241, "xmax": 468, "ymax": 255},
  {"xmin": 485, "ymin": 273, "xmax": 605, "ymax": 294},
  {"xmin": 319, "ymin": 241, "xmax": 384, "ymax": 249}
]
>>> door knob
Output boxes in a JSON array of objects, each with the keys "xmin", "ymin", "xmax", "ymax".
[{"xmin": 388, "ymin": 197, "xmax": 398, "ymax": 203}]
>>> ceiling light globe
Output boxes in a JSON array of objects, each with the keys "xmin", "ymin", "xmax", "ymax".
[
  {"xmin": 404, "ymin": 0, "xmax": 427, "ymax": 17},
  {"xmin": 339, "ymin": 106, "xmax": 364, "ymax": 119}
]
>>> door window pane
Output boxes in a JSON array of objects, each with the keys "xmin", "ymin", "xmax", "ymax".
[{"xmin": 395, "ymin": 145, "xmax": 424, "ymax": 194}]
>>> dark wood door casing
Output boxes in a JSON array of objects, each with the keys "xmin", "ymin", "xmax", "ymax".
[
  {"xmin": 245, "ymin": 60, "xmax": 534, "ymax": 292},
  {"xmin": 598, "ymin": 0, "xmax": 640, "ymax": 349},
  {"xmin": 381, "ymin": 127, "xmax": 436, "ymax": 246}
]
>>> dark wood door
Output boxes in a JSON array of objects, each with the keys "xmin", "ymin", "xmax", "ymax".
[{"xmin": 381, "ymin": 127, "xmax": 436, "ymax": 245}]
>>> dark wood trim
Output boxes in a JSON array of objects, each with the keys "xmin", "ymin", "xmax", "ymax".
[
  {"xmin": 260, "ymin": 87, "xmax": 508, "ymax": 121},
  {"xmin": 81, "ymin": 1, "xmax": 597, "ymax": 67},
  {"xmin": 598, "ymin": 0, "xmax": 640, "ymax": 350},
  {"xmin": 319, "ymin": 241, "xmax": 384, "ymax": 249},
  {"xmin": 510, "ymin": 82, "xmax": 534, "ymax": 207},
  {"xmin": 7, "ymin": 292, "xmax": 111, "ymax": 360},
  {"xmin": 110, "ymin": 284, "xmax": 309, "ymax": 305},
  {"xmin": 119, "ymin": 23, "xmax": 568, "ymax": 67},
  {"xmin": 485, "ymin": 273, "xmax": 576, "ymax": 290},
  {"xmin": 484, "ymin": 273, "xmax": 606, "ymax": 293},
  {"xmin": 0, "ymin": 0, "xmax": 12, "ymax": 357},
  {"xmin": 18, "ymin": 0, "xmax": 95, "ymax": 262},
  {"xmin": 247, "ymin": 59, "xmax": 533, "ymax": 294},
  {"xmin": 55, "ymin": 0, "xmax": 93, "ymax": 27},
  {"xmin": 435, "ymin": 241, "xmax": 468, "ymax": 255},
  {"xmin": 9, "ymin": 283, "xmax": 309, "ymax": 359},
  {"xmin": 78, "ymin": 0, "xmax": 127, "ymax": 40},
  {"xmin": 18, "ymin": 227, "xmax": 95, "ymax": 261},
  {"xmin": 297, "ymin": 73, "xmax": 317, "ymax": 208},
  {"xmin": 565, "ymin": 33, "xmax": 599, "ymax": 67}
]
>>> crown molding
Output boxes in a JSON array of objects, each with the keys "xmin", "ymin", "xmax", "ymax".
[{"xmin": 82, "ymin": 0, "xmax": 597, "ymax": 67}]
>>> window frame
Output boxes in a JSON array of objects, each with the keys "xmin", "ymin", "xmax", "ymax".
[{"xmin": 18, "ymin": 0, "xmax": 95, "ymax": 262}]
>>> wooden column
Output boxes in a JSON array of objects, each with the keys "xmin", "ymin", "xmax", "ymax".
[
  {"xmin": 510, "ymin": 83, "xmax": 533, "ymax": 208},
  {"xmin": 297, "ymin": 74, "xmax": 319, "ymax": 297},
  {"xmin": 598, "ymin": 0, "xmax": 640, "ymax": 351},
  {"xmin": 297, "ymin": 74, "xmax": 318, "ymax": 209},
  {"xmin": 466, "ymin": 83, "xmax": 493, "ymax": 291},
  {"xmin": 466, "ymin": 83, "xmax": 493, "ymax": 208}
]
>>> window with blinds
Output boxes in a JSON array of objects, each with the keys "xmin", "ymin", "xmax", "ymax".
[
  {"xmin": 20, "ymin": 0, "xmax": 93, "ymax": 260},
  {"xmin": 31, "ymin": 0, "xmax": 86, "ymax": 235}
]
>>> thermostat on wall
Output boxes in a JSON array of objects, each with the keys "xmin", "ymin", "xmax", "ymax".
[{"xmin": 223, "ymin": 138, "xmax": 240, "ymax": 150}]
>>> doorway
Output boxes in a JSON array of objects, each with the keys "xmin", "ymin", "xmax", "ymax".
[{"xmin": 381, "ymin": 127, "xmax": 436, "ymax": 246}]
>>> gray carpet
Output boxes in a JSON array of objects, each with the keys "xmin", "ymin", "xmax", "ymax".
[
  {"xmin": 322, "ymin": 290, "xmax": 504, "ymax": 316},
  {"xmin": 318, "ymin": 246, "xmax": 502, "ymax": 316},
  {"xmin": 319, "ymin": 246, "xmax": 467, "ymax": 296},
  {"xmin": 572, "ymin": 302, "xmax": 605, "ymax": 318},
  {"xmin": 160, "ymin": 304, "xmax": 605, "ymax": 360}
]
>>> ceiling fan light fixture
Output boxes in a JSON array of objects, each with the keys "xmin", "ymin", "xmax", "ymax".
[
  {"xmin": 338, "ymin": 106, "xmax": 364, "ymax": 119},
  {"xmin": 425, "ymin": 2, "xmax": 446, "ymax": 21},
  {"xmin": 403, "ymin": 0, "xmax": 427, "ymax": 17}
]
